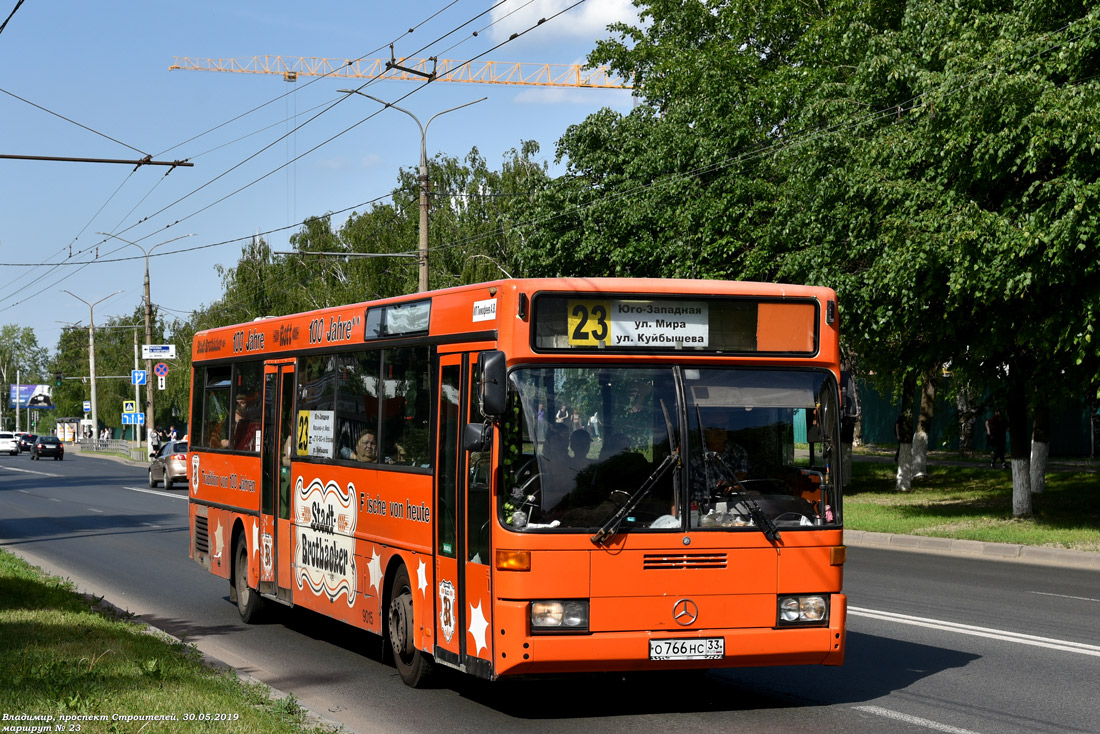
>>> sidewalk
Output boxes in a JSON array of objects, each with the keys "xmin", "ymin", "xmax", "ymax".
[{"xmin": 844, "ymin": 529, "xmax": 1100, "ymax": 571}]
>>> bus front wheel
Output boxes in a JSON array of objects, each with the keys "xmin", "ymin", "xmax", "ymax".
[
  {"xmin": 387, "ymin": 565, "xmax": 434, "ymax": 687},
  {"xmin": 233, "ymin": 534, "xmax": 264, "ymax": 623}
]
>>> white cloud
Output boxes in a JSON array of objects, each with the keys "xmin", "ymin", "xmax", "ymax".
[{"xmin": 489, "ymin": 0, "xmax": 637, "ymax": 44}]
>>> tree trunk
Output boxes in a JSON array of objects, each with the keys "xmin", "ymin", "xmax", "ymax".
[
  {"xmin": 1007, "ymin": 370, "xmax": 1031, "ymax": 517},
  {"xmin": 911, "ymin": 373, "xmax": 935, "ymax": 478},
  {"xmin": 956, "ymin": 386, "xmax": 976, "ymax": 453},
  {"xmin": 895, "ymin": 372, "xmax": 916, "ymax": 492},
  {"xmin": 1030, "ymin": 403, "xmax": 1050, "ymax": 495}
]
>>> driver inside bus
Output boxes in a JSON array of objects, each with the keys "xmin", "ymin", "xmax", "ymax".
[{"xmin": 691, "ymin": 412, "xmax": 750, "ymax": 505}]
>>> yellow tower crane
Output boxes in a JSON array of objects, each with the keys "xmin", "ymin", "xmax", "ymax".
[{"xmin": 170, "ymin": 54, "xmax": 632, "ymax": 89}]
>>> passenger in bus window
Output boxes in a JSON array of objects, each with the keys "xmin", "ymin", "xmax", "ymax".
[
  {"xmin": 353, "ymin": 430, "xmax": 378, "ymax": 463},
  {"xmin": 231, "ymin": 392, "xmax": 262, "ymax": 451}
]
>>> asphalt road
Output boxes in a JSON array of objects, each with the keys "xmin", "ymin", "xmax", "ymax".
[{"xmin": 1, "ymin": 451, "xmax": 1097, "ymax": 734}]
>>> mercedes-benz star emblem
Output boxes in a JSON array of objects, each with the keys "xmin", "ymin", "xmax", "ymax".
[{"xmin": 673, "ymin": 598, "xmax": 699, "ymax": 626}]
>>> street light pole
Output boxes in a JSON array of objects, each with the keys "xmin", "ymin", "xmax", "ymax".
[
  {"xmin": 97, "ymin": 232, "xmax": 195, "ymax": 450},
  {"xmin": 337, "ymin": 89, "xmax": 486, "ymax": 292},
  {"xmin": 62, "ymin": 290, "xmax": 122, "ymax": 447}
]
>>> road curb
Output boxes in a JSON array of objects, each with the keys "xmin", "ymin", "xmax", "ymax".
[{"xmin": 845, "ymin": 530, "xmax": 1100, "ymax": 571}]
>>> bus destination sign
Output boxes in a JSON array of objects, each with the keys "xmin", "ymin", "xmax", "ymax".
[{"xmin": 567, "ymin": 299, "xmax": 708, "ymax": 348}]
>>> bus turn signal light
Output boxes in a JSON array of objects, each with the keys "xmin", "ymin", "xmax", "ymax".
[
  {"xmin": 495, "ymin": 549, "xmax": 531, "ymax": 571},
  {"xmin": 831, "ymin": 546, "xmax": 847, "ymax": 566}
]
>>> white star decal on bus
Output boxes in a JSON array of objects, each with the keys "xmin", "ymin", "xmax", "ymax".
[
  {"xmin": 366, "ymin": 547, "xmax": 382, "ymax": 594},
  {"xmin": 468, "ymin": 600, "xmax": 489, "ymax": 657},
  {"xmin": 417, "ymin": 559, "xmax": 428, "ymax": 597},
  {"xmin": 212, "ymin": 518, "xmax": 224, "ymax": 560}
]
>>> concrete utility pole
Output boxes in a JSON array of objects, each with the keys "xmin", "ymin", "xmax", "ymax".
[
  {"xmin": 97, "ymin": 232, "xmax": 194, "ymax": 451},
  {"xmin": 338, "ymin": 89, "xmax": 485, "ymax": 292},
  {"xmin": 62, "ymin": 290, "xmax": 122, "ymax": 446}
]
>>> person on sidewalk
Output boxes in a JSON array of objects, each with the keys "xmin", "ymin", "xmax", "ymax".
[{"xmin": 985, "ymin": 409, "xmax": 1007, "ymax": 468}]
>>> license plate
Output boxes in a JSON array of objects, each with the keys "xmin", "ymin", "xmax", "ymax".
[{"xmin": 649, "ymin": 637, "xmax": 724, "ymax": 661}]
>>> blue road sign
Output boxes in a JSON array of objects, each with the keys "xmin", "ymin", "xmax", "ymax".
[
  {"xmin": 131, "ymin": 370, "xmax": 147, "ymax": 385},
  {"xmin": 122, "ymin": 412, "xmax": 145, "ymax": 425}
]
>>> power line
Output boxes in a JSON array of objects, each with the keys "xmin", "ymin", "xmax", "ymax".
[
  {"xmin": 0, "ymin": 87, "xmax": 152, "ymax": 156},
  {"xmin": 5, "ymin": 1, "xmax": 593, "ymax": 319},
  {"xmin": 0, "ymin": 0, "xmax": 26, "ymax": 37}
]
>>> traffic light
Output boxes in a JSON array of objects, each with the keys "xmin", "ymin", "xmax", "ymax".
[{"xmin": 55, "ymin": 372, "xmax": 63, "ymax": 387}]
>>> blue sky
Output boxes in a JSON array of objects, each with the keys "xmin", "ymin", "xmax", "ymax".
[{"xmin": 0, "ymin": 0, "xmax": 636, "ymax": 357}]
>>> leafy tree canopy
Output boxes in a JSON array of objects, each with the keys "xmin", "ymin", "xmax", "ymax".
[{"xmin": 524, "ymin": 0, "xmax": 1100, "ymax": 400}]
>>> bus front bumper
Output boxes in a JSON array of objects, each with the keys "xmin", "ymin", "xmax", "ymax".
[{"xmin": 490, "ymin": 593, "xmax": 846, "ymax": 677}]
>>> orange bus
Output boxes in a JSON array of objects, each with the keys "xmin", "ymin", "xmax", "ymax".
[{"xmin": 187, "ymin": 278, "xmax": 847, "ymax": 686}]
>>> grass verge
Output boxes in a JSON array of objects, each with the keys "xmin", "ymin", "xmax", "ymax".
[
  {"xmin": 845, "ymin": 460, "xmax": 1100, "ymax": 551},
  {"xmin": 0, "ymin": 548, "xmax": 336, "ymax": 733}
]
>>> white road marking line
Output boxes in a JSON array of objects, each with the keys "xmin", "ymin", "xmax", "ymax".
[
  {"xmin": 121, "ymin": 486, "xmax": 186, "ymax": 501},
  {"xmin": 854, "ymin": 705, "xmax": 982, "ymax": 734},
  {"xmin": 1029, "ymin": 591, "xmax": 1100, "ymax": 603},
  {"xmin": 849, "ymin": 606, "xmax": 1100, "ymax": 657},
  {"xmin": 0, "ymin": 466, "xmax": 61, "ymax": 477}
]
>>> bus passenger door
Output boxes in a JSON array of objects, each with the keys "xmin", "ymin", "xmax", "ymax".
[
  {"xmin": 434, "ymin": 353, "xmax": 494, "ymax": 676},
  {"xmin": 463, "ymin": 353, "xmax": 493, "ymax": 676},
  {"xmin": 260, "ymin": 362, "xmax": 295, "ymax": 601}
]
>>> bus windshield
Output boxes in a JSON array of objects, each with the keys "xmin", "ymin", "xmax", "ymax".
[{"xmin": 500, "ymin": 366, "xmax": 841, "ymax": 534}]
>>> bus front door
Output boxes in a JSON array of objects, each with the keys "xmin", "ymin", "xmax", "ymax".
[
  {"xmin": 259, "ymin": 362, "xmax": 295, "ymax": 602},
  {"xmin": 434, "ymin": 352, "xmax": 494, "ymax": 678}
]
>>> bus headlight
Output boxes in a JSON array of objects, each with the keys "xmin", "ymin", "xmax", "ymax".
[
  {"xmin": 530, "ymin": 600, "xmax": 589, "ymax": 632},
  {"xmin": 777, "ymin": 595, "xmax": 828, "ymax": 626}
]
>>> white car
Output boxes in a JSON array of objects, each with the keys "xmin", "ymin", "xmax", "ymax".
[{"xmin": 0, "ymin": 432, "xmax": 18, "ymax": 456}]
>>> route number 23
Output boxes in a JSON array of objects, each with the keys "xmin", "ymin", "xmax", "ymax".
[{"xmin": 568, "ymin": 300, "xmax": 611, "ymax": 346}]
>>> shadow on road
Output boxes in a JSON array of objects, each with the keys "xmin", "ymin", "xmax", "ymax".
[{"xmin": 449, "ymin": 630, "xmax": 976, "ymax": 719}]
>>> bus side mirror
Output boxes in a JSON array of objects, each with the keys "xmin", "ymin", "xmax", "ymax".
[
  {"xmin": 464, "ymin": 422, "xmax": 493, "ymax": 452},
  {"xmin": 478, "ymin": 350, "xmax": 507, "ymax": 418}
]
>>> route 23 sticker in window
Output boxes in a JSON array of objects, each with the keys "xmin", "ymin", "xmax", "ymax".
[{"xmin": 438, "ymin": 579, "xmax": 456, "ymax": 643}]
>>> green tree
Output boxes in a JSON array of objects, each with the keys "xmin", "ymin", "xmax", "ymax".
[
  {"xmin": 525, "ymin": 0, "xmax": 1100, "ymax": 515},
  {"xmin": 0, "ymin": 325, "xmax": 48, "ymax": 431}
]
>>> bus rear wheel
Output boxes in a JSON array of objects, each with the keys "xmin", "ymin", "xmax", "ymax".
[
  {"xmin": 233, "ymin": 533, "xmax": 264, "ymax": 623},
  {"xmin": 387, "ymin": 565, "xmax": 434, "ymax": 687}
]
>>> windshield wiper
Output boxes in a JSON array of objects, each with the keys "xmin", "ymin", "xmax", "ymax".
[
  {"xmin": 591, "ymin": 450, "xmax": 678, "ymax": 546},
  {"xmin": 705, "ymin": 450, "xmax": 781, "ymax": 542}
]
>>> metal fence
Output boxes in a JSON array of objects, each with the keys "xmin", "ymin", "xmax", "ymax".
[{"xmin": 77, "ymin": 438, "xmax": 149, "ymax": 462}]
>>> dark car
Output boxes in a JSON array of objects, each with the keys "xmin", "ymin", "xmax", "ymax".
[
  {"xmin": 149, "ymin": 440, "xmax": 188, "ymax": 488},
  {"xmin": 18, "ymin": 433, "xmax": 37, "ymax": 452},
  {"xmin": 31, "ymin": 436, "xmax": 64, "ymax": 460}
]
